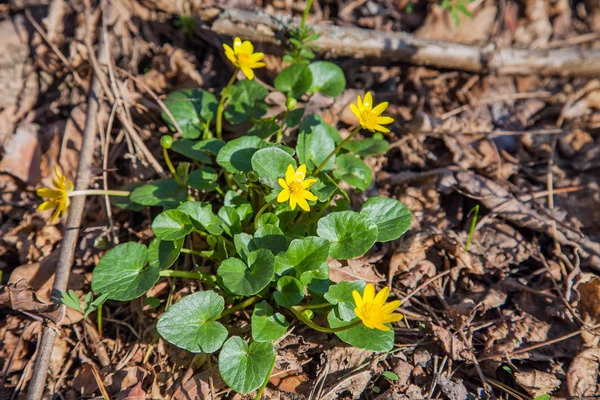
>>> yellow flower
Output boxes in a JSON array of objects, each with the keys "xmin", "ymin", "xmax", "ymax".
[
  {"xmin": 222, "ymin": 37, "xmax": 266, "ymax": 80},
  {"xmin": 36, "ymin": 166, "xmax": 73, "ymax": 222},
  {"xmin": 350, "ymin": 92, "xmax": 394, "ymax": 133},
  {"xmin": 277, "ymin": 164, "xmax": 318, "ymax": 212},
  {"xmin": 352, "ymin": 283, "xmax": 403, "ymax": 332}
]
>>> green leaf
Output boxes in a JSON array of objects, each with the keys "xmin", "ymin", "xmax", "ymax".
[
  {"xmin": 328, "ymin": 310, "xmax": 394, "ymax": 351},
  {"xmin": 130, "ymin": 179, "xmax": 187, "ymax": 207},
  {"xmin": 333, "ymin": 154, "xmax": 372, "ymax": 191},
  {"xmin": 274, "ymin": 64, "xmax": 312, "ymax": 99},
  {"xmin": 250, "ymin": 224, "xmax": 288, "ymax": 255},
  {"xmin": 324, "ymin": 280, "xmax": 366, "ymax": 321},
  {"xmin": 218, "ymin": 206, "xmax": 242, "ymax": 236},
  {"xmin": 317, "ymin": 211, "xmax": 378, "ymax": 260},
  {"xmin": 176, "ymin": 162, "xmax": 190, "ymax": 184},
  {"xmin": 148, "ymin": 237, "xmax": 183, "ymax": 270},
  {"xmin": 170, "ymin": 139, "xmax": 225, "ymax": 163},
  {"xmin": 248, "ymin": 120, "xmax": 280, "ymax": 139},
  {"xmin": 162, "ymin": 88, "xmax": 218, "ymax": 139},
  {"xmin": 111, "ymin": 182, "xmax": 145, "ymax": 211},
  {"xmin": 382, "ymin": 371, "xmax": 399, "ymax": 381},
  {"xmin": 217, "ymin": 249, "xmax": 275, "ymax": 295},
  {"xmin": 59, "ymin": 290, "xmax": 81, "ymax": 313},
  {"xmin": 343, "ymin": 138, "xmax": 390, "ymax": 157},
  {"xmin": 225, "ymin": 80, "xmax": 269, "ymax": 124},
  {"xmin": 296, "ymin": 115, "xmax": 337, "ymax": 172},
  {"xmin": 286, "ymin": 108, "xmax": 305, "ymax": 128},
  {"xmin": 360, "ymin": 197, "xmax": 412, "ymax": 242},
  {"xmin": 233, "ymin": 232, "xmax": 252, "ymax": 261},
  {"xmin": 152, "ymin": 209, "xmax": 194, "ymax": 241},
  {"xmin": 177, "ymin": 201, "xmax": 224, "ymax": 235},
  {"xmin": 311, "ymin": 173, "xmax": 338, "ymax": 202},
  {"xmin": 157, "ymin": 291, "xmax": 228, "ymax": 353},
  {"xmin": 307, "ymin": 61, "xmax": 346, "ymax": 97},
  {"xmin": 224, "ymin": 191, "xmax": 253, "ymax": 225},
  {"xmin": 91, "ymin": 242, "xmax": 159, "ymax": 301},
  {"xmin": 216, "ymin": 136, "xmax": 263, "ymax": 174},
  {"xmin": 251, "ymin": 147, "xmax": 296, "ymax": 188},
  {"xmin": 218, "ymin": 337, "xmax": 276, "ymax": 394},
  {"xmin": 188, "ymin": 167, "xmax": 218, "ymax": 191},
  {"xmin": 145, "ymin": 297, "xmax": 161, "ymax": 308},
  {"xmin": 257, "ymin": 212, "xmax": 280, "ymax": 228},
  {"xmin": 274, "ymin": 236, "xmax": 329, "ymax": 276},
  {"xmin": 274, "ymin": 276, "xmax": 305, "ymax": 307},
  {"xmin": 300, "ymin": 262, "xmax": 329, "ymax": 294},
  {"xmin": 533, "ymin": 395, "xmax": 550, "ymax": 400},
  {"xmin": 251, "ymin": 301, "xmax": 289, "ymax": 342}
]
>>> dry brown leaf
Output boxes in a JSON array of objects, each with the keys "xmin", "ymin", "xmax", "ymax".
[
  {"xmin": 482, "ymin": 313, "xmax": 550, "ymax": 359},
  {"xmin": 115, "ymin": 382, "xmax": 146, "ymax": 400},
  {"xmin": 389, "ymin": 232, "xmax": 442, "ymax": 276},
  {"xmin": 172, "ymin": 368, "xmax": 225, "ymax": 400},
  {"xmin": 577, "ymin": 277, "xmax": 600, "ymax": 321},
  {"xmin": 328, "ymin": 259, "xmax": 384, "ymax": 283},
  {"xmin": 567, "ymin": 348, "xmax": 600, "ymax": 397},
  {"xmin": 322, "ymin": 346, "xmax": 374, "ymax": 399},
  {"xmin": 436, "ymin": 376, "xmax": 468, "ymax": 400},
  {"xmin": 514, "ymin": 369, "xmax": 561, "ymax": 397},
  {"xmin": 430, "ymin": 325, "xmax": 469, "ymax": 361}
]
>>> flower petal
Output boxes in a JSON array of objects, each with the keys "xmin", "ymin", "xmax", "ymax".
[
  {"xmin": 350, "ymin": 103, "xmax": 360, "ymax": 119},
  {"xmin": 301, "ymin": 178, "xmax": 317, "ymax": 188},
  {"xmin": 38, "ymin": 200, "xmax": 56, "ymax": 211},
  {"xmin": 301, "ymin": 190, "xmax": 317, "ymax": 201},
  {"xmin": 296, "ymin": 164, "xmax": 307, "ymax": 179},
  {"xmin": 374, "ymin": 323, "xmax": 390, "ymax": 332},
  {"xmin": 376, "ymin": 116, "xmax": 394, "ymax": 125},
  {"xmin": 233, "ymin": 37, "xmax": 242, "ymax": 52},
  {"xmin": 36, "ymin": 188, "xmax": 57, "ymax": 198},
  {"xmin": 371, "ymin": 101, "xmax": 389, "ymax": 116},
  {"xmin": 383, "ymin": 313, "xmax": 404, "ymax": 323},
  {"xmin": 241, "ymin": 66, "xmax": 255, "ymax": 80},
  {"xmin": 382, "ymin": 300, "xmax": 401, "ymax": 314},
  {"xmin": 249, "ymin": 52, "xmax": 264, "ymax": 62},
  {"xmin": 296, "ymin": 196, "xmax": 310, "ymax": 212},
  {"xmin": 374, "ymin": 125, "xmax": 390, "ymax": 133},
  {"xmin": 277, "ymin": 189, "xmax": 290, "ymax": 203},
  {"xmin": 363, "ymin": 283, "xmax": 375, "ymax": 304},
  {"xmin": 249, "ymin": 61, "xmax": 266, "ymax": 69},
  {"xmin": 373, "ymin": 286, "xmax": 390, "ymax": 306},
  {"xmin": 356, "ymin": 95, "xmax": 363, "ymax": 110},
  {"xmin": 352, "ymin": 290, "xmax": 363, "ymax": 308},
  {"xmin": 278, "ymin": 178, "xmax": 289, "ymax": 190},
  {"xmin": 285, "ymin": 164, "xmax": 295, "ymax": 185},
  {"xmin": 363, "ymin": 92, "xmax": 373, "ymax": 110},
  {"xmin": 289, "ymin": 194, "xmax": 297, "ymax": 210},
  {"xmin": 240, "ymin": 40, "xmax": 254, "ymax": 54}
]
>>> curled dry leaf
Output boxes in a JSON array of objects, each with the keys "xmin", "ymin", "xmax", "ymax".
[
  {"xmin": 172, "ymin": 368, "xmax": 225, "ymax": 400},
  {"xmin": 577, "ymin": 277, "xmax": 600, "ymax": 321},
  {"xmin": 514, "ymin": 369, "xmax": 561, "ymax": 397},
  {"xmin": 328, "ymin": 258, "xmax": 384, "ymax": 283},
  {"xmin": 389, "ymin": 232, "xmax": 442, "ymax": 276},
  {"xmin": 567, "ymin": 348, "xmax": 600, "ymax": 397},
  {"xmin": 482, "ymin": 313, "xmax": 550, "ymax": 360},
  {"xmin": 430, "ymin": 325, "xmax": 470, "ymax": 361}
]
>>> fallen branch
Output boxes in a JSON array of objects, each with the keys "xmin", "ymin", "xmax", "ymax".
[{"xmin": 145, "ymin": 3, "xmax": 600, "ymax": 77}]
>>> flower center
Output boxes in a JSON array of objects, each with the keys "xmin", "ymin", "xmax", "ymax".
[
  {"xmin": 289, "ymin": 180, "xmax": 304, "ymax": 195},
  {"xmin": 360, "ymin": 304, "xmax": 382, "ymax": 321},
  {"xmin": 237, "ymin": 53, "xmax": 251, "ymax": 66},
  {"xmin": 360, "ymin": 110, "xmax": 377, "ymax": 128}
]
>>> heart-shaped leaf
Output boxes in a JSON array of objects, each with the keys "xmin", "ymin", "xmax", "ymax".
[
  {"xmin": 130, "ymin": 179, "xmax": 187, "ymax": 207},
  {"xmin": 92, "ymin": 242, "xmax": 159, "ymax": 301},
  {"xmin": 343, "ymin": 137, "xmax": 390, "ymax": 157},
  {"xmin": 218, "ymin": 337, "xmax": 275, "ymax": 394},
  {"xmin": 274, "ymin": 64, "xmax": 313, "ymax": 99},
  {"xmin": 360, "ymin": 197, "xmax": 412, "ymax": 242},
  {"xmin": 273, "ymin": 276, "xmax": 304, "ymax": 307},
  {"xmin": 324, "ymin": 280, "xmax": 366, "ymax": 321},
  {"xmin": 307, "ymin": 61, "xmax": 346, "ymax": 97},
  {"xmin": 152, "ymin": 209, "xmax": 194, "ymax": 241},
  {"xmin": 224, "ymin": 191, "xmax": 253, "ymax": 224},
  {"xmin": 317, "ymin": 211, "xmax": 378, "ymax": 260},
  {"xmin": 162, "ymin": 88, "xmax": 218, "ymax": 139},
  {"xmin": 177, "ymin": 201, "xmax": 224, "ymax": 235},
  {"xmin": 333, "ymin": 153, "xmax": 372, "ymax": 191},
  {"xmin": 249, "ymin": 224, "xmax": 288, "ymax": 255},
  {"xmin": 296, "ymin": 116, "xmax": 337, "ymax": 172},
  {"xmin": 274, "ymin": 236, "xmax": 330, "ymax": 276},
  {"xmin": 248, "ymin": 119, "xmax": 280, "ymax": 139},
  {"xmin": 218, "ymin": 206, "xmax": 242, "ymax": 236},
  {"xmin": 328, "ymin": 309, "xmax": 394, "ymax": 352},
  {"xmin": 157, "ymin": 291, "xmax": 228, "ymax": 353},
  {"xmin": 251, "ymin": 147, "xmax": 296, "ymax": 188},
  {"xmin": 188, "ymin": 167, "xmax": 218, "ymax": 191},
  {"xmin": 216, "ymin": 136, "xmax": 263, "ymax": 174},
  {"xmin": 148, "ymin": 237, "xmax": 183, "ymax": 270},
  {"xmin": 233, "ymin": 232, "xmax": 252, "ymax": 261},
  {"xmin": 217, "ymin": 249, "xmax": 274, "ymax": 295},
  {"xmin": 170, "ymin": 139, "xmax": 225, "ymax": 163},
  {"xmin": 224, "ymin": 80, "xmax": 269, "ymax": 124},
  {"xmin": 251, "ymin": 301, "xmax": 289, "ymax": 342}
]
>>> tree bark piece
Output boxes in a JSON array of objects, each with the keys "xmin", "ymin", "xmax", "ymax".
[{"xmin": 146, "ymin": 3, "xmax": 600, "ymax": 77}]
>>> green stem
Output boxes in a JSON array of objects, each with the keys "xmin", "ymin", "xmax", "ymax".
[
  {"xmin": 181, "ymin": 248, "xmax": 208, "ymax": 257},
  {"xmin": 293, "ymin": 303, "xmax": 332, "ymax": 311},
  {"xmin": 69, "ymin": 189, "xmax": 130, "ymax": 197},
  {"xmin": 163, "ymin": 147, "xmax": 182, "ymax": 185},
  {"xmin": 288, "ymin": 306, "xmax": 361, "ymax": 333},
  {"xmin": 193, "ymin": 229, "xmax": 208, "ymax": 237},
  {"xmin": 97, "ymin": 304, "xmax": 103, "ymax": 337},
  {"xmin": 254, "ymin": 351, "xmax": 276, "ymax": 400},
  {"xmin": 216, "ymin": 70, "xmax": 239, "ymax": 140},
  {"xmin": 159, "ymin": 269, "xmax": 216, "ymax": 285},
  {"xmin": 276, "ymin": 110, "xmax": 289, "ymax": 143},
  {"xmin": 313, "ymin": 126, "xmax": 361, "ymax": 176},
  {"xmin": 217, "ymin": 296, "xmax": 260, "ymax": 320},
  {"xmin": 301, "ymin": 0, "xmax": 313, "ymax": 29},
  {"xmin": 254, "ymin": 198, "xmax": 277, "ymax": 230}
]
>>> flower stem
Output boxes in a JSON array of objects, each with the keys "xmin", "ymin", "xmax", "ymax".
[
  {"xmin": 97, "ymin": 304, "xmax": 103, "ymax": 337},
  {"xmin": 181, "ymin": 248, "xmax": 209, "ymax": 257},
  {"xmin": 217, "ymin": 296, "xmax": 260, "ymax": 320},
  {"xmin": 288, "ymin": 306, "xmax": 361, "ymax": 333},
  {"xmin": 163, "ymin": 147, "xmax": 182, "ymax": 185},
  {"xmin": 293, "ymin": 303, "xmax": 332, "ymax": 311},
  {"xmin": 159, "ymin": 269, "xmax": 216, "ymax": 285},
  {"xmin": 276, "ymin": 110, "xmax": 289, "ymax": 143},
  {"xmin": 68, "ymin": 189, "xmax": 130, "ymax": 197},
  {"xmin": 254, "ymin": 198, "xmax": 277, "ymax": 230},
  {"xmin": 254, "ymin": 351, "xmax": 276, "ymax": 400},
  {"xmin": 216, "ymin": 70, "xmax": 239, "ymax": 140},
  {"xmin": 313, "ymin": 126, "xmax": 361, "ymax": 176},
  {"xmin": 301, "ymin": 0, "xmax": 313, "ymax": 29}
]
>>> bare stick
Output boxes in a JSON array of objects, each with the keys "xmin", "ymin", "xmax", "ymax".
[{"xmin": 26, "ymin": 18, "xmax": 106, "ymax": 400}]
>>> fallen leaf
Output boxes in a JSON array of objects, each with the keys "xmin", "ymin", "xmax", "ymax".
[
  {"xmin": 430, "ymin": 325, "xmax": 470, "ymax": 361},
  {"xmin": 328, "ymin": 259, "xmax": 384, "ymax": 283},
  {"xmin": 514, "ymin": 369, "xmax": 561, "ymax": 397},
  {"xmin": 567, "ymin": 348, "xmax": 600, "ymax": 397}
]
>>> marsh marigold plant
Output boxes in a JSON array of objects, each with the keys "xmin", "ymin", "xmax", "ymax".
[
  {"xmin": 277, "ymin": 164, "xmax": 317, "ymax": 211},
  {"xmin": 350, "ymin": 92, "xmax": 394, "ymax": 133},
  {"xmin": 36, "ymin": 166, "xmax": 73, "ymax": 222},
  {"xmin": 352, "ymin": 284, "xmax": 403, "ymax": 331},
  {"xmin": 223, "ymin": 37, "xmax": 266, "ymax": 80}
]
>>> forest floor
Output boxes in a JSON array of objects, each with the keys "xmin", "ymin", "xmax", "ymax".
[{"xmin": 2, "ymin": 0, "xmax": 600, "ymax": 399}]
